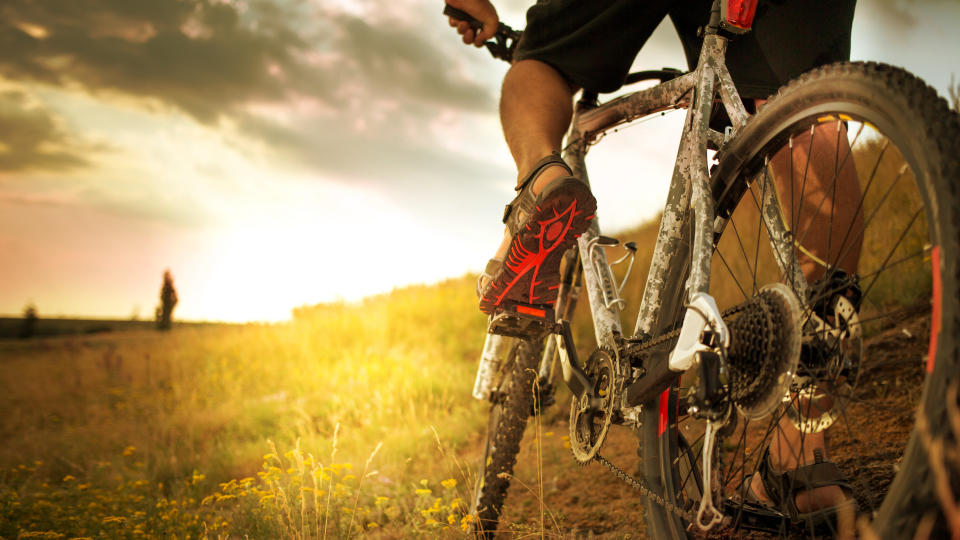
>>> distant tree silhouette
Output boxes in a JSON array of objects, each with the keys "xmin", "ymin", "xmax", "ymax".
[
  {"xmin": 950, "ymin": 77, "xmax": 959, "ymax": 112},
  {"xmin": 156, "ymin": 269, "xmax": 178, "ymax": 331},
  {"xmin": 19, "ymin": 303, "xmax": 38, "ymax": 339}
]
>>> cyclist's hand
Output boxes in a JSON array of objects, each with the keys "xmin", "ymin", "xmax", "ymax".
[{"xmin": 445, "ymin": 0, "xmax": 498, "ymax": 48}]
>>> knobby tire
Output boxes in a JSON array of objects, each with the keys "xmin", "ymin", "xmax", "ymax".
[{"xmin": 471, "ymin": 339, "xmax": 540, "ymax": 538}]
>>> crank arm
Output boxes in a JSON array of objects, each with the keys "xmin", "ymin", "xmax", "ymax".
[{"xmin": 555, "ymin": 319, "xmax": 601, "ymax": 406}]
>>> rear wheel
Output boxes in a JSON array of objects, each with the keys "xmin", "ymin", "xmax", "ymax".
[
  {"xmin": 471, "ymin": 339, "xmax": 539, "ymax": 538},
  {"xmin": 642, "ymin": 62, "xmax": 960, "ymax": 539}
]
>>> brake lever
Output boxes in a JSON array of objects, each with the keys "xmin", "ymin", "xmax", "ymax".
[{"xmin": 443, "ymin": 4, "xmax": 522, "ymax": 63}]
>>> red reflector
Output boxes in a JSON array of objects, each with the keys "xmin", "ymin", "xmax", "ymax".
[
  {"xmin": 658, "ymin": 389, "xmax": 670, "ymax": 436},
  {"xmin": 723, "ymin": 0, "xmax": 758, "ymax": 30},
  {"xmin": 927, "ymin": 246, "xmax": 941, "ymax": 373},
  {"xmin": 516, "ymin": 305, "xmax": 546, "ymax": 318}
]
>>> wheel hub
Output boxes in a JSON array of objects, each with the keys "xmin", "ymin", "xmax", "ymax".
[{"xmin": 789, "ymin": 294, "xmax": 862, "ymax": 432}]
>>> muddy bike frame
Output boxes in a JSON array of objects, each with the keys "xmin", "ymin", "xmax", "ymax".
[{"xmin": 473, "ymin": 0, "xmax": 805, "ymax": 527}]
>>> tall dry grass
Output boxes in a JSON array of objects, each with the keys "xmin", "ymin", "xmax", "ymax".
[{"xmin": 0, "ymin": 275, "xmax": 492, "ymax": 537}]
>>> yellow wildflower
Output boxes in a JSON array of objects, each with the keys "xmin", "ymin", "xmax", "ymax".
[
  {"xmin": 62, "ymin": 475, "xmax": 76, "ymax": 482},
  {"xmin": 367, "ymin": 522, "xmax": 380, "ymax": 529},
  {"xmin": 441, "ymin": 478, "xmax": 457, "ymax": 489},
  {"xmin": 122, "ymin": 446, "xmax": 136, "ymax": 457}
]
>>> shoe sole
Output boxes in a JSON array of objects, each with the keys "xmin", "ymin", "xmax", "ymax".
[{"xmin": 479, "ymin": 182, "xmax": 596, "ymax": 315}]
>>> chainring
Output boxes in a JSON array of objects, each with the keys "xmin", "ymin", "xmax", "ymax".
[{"xmin": 569, "ymin": 348, "xmax": 619, "ymax": 465}]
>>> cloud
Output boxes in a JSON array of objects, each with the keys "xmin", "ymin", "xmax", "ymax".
[
  {"xmin": 0, "ymin": 0, "xmax": 502, "ymax": 208},
  {"xmin": 236, "ymin": 107, "xmax": 513, "ymax": 226},
  {"xmin": 327, "ymin": 13, "xmax": 495, "ymax": 112},
  {"xmin": 0, "ymin": 89, "xmax": 98, "ymax": 172},
  {"xmin": 865, "ymin": 0, "xmax": 920, "ymax": 29},
  {"xmin": 0, "ymin": 0, "xmax": 493, "ymax": 123},
  {"xmin": 0, "ymin": 0, "xmax": 316, "ymax": 124}
]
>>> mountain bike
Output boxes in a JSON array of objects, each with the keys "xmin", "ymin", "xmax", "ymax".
[{"xmin": 448, "ymin": 1, "xmax": 960, "ymax": 538}]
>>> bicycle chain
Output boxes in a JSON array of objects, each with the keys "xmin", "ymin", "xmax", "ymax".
[
  {"xmin": 593, "ymin": 452, "xmax": 698, "ymax": 523},
  {"xmin": 592, "ymin": 303, "xmax": 749, "ymax": 524}
]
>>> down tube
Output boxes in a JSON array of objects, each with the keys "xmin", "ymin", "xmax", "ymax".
[
  {"xmin": 562, "ymin": 144, "xmax": 623, "ymax": 348},
  {"xmin": 633, "ymin": 65, "xmax": 716, "ymax": 338}
]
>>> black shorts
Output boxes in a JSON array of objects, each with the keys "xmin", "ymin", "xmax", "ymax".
[{"xmin": 513, "ymin": 0, "xmax": 857, "ymax": 98}]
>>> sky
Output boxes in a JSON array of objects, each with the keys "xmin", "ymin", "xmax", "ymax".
[{"xmin": 1, "ymin": 0, "xmax": 958, "ymax": 322}]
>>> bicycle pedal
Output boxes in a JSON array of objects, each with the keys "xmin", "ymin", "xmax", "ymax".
[{"xmin": 488, "ymin": 302, "xmax": 556, "ymax": 340}]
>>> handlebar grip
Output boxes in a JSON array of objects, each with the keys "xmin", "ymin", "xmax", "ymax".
[{"xmin": 443, "ymin": 4, "xmax": 484, "ymax": 31}]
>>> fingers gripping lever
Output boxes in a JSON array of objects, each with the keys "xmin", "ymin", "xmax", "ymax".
[{"xmin": 443, "ymin": 4, "xmax": 522, "ymax": 63}]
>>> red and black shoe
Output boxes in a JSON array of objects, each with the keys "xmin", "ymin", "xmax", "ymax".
[{"xmin": 478, "ymin": 153, "xmax": 596, "ymax": 315}]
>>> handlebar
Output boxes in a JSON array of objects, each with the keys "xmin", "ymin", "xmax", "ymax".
[
  {"xmin": 443, "ymin": 5, "xmax": 687, "ymax": 93},
  {"xmin": 443, "ymin": 4, "xmax": 521, "ymax": 63}
]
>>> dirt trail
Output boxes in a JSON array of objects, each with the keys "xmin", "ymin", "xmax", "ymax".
[{"xmin": 478, "ymin": 311, "xmax": 932, "ymax": 539}]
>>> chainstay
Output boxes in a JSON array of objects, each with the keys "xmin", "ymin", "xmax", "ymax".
[{"xmin": 594, "ymin": 453, "xmax": 698, "ymax": 523}]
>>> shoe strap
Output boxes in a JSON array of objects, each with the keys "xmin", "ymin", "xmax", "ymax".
[
  {"xmin": 758, "ymin": 448, "xmax": 853, "ymax": 521},
  {"xmin": 515, "ymin": 152, "xmax": 572, "ymax": 193},
  {"xmin": 477, "ymin": 258, "xmax": 503, "ymax": 298},
  {"xmin": 502, "ymin": 152, "xmax": 572, "ymax": 228}
]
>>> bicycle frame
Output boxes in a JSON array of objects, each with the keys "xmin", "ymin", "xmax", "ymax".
[{"xmin": 479, "ymin": 2, "xmax": 802, "ymax": 417}]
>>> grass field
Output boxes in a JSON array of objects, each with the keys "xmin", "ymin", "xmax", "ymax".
[{"xmin": 0, "ymin": 275, "xmax": 505, "ymax": 538}]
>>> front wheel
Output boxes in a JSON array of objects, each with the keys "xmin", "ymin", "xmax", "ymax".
[
  {"xmin": 470, "ymin": 339, "xmax": 540, "ymax": 538},
  {"xmin": 642, "ymin": 62, "xmax": 960, "ymax": 539}
]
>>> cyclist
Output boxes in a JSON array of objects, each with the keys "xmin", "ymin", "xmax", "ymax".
[{"xmin": 447, "ymin": 0, "xmax": 860, "ymax": 532}]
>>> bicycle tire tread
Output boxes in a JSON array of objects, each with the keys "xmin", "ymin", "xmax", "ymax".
[{"xmin": 472, "ymin": 340, "xmax": 539, "ymax": 538}]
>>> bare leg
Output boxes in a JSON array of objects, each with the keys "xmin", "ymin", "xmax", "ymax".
[
  {"xmin": 486, "ymin": 59, "xmax": 578, "ymax": 261},
  {"xmin": 751, "ymin": 120, "xmax": 862, "ymax": 528},
  {"xmin": 773, "ymin": 121, "xmax": 863, "ymax": 280}
]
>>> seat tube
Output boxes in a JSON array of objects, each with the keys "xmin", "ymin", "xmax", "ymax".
[
  {"xmin": 562, "ymin": 142, "xmax": 623, "ymax": 349},
  {"xmin": 634, "ymin": 35, "xmax": 719, "ymax": 337}
]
